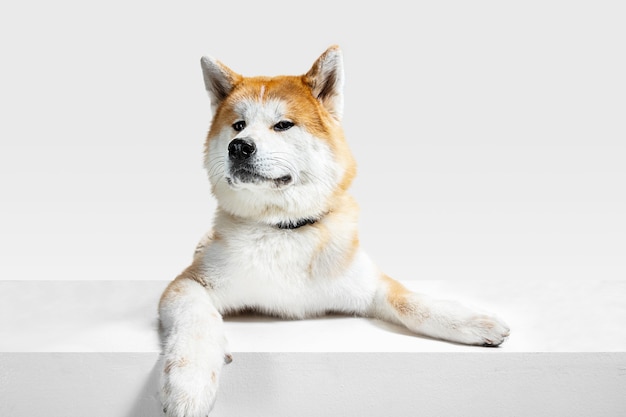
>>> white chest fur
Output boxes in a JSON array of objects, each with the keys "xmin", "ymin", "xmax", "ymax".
[{"xmin": 200, "ymin": 211, "xmax": 377, "ymax": 318}]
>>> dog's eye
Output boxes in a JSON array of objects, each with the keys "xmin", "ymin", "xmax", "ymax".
[
  {"xmin": 232, "ymin": 121, "xmax": 246, "ymax": 132},
  {"xmin": 273, "ymin": 121, "xmax": 294, "ymax": 132}
]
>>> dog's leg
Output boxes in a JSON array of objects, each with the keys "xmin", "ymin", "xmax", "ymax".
[
  {"xmin": 159, "ymin": 272, "xmax": 229, "ymax": 417},
  {"xmin": 370, "ymin": 275, "xmax": 510, "ymax": 346}
]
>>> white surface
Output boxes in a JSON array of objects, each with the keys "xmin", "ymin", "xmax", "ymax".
[
  {"xmin": 1, "ymin": 280, "xmax": 625, "ymax": 416},
  {"xmin": 1, "ymin": 1, "xmax": 625, "ymax": 283},
  {"xmin": 2, "ymin": 280, "xmax": 625, "ymax": 353},
  {"xmin": 1, "ymin": 352, "xmax": 625, "ymax": 417}
]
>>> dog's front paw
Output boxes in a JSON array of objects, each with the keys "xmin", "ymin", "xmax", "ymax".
[
  {"xmin": 459, "ymin": 313, "xmax": 510, "ymax": 347},
  {"xmin": 160, "ymin": 357, "xmax": 221, "ymax": 417}
]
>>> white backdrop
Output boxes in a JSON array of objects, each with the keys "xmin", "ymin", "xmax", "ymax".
[{"xmin": 1, "ymin": 1, "xmax": 624, "ymax": 281}]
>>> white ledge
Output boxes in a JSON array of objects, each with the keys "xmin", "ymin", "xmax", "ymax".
[
  {"xmin": 1, "ymin": 279, "xmax": 625, "ymax": 353},
  {"xmin": 1, "ymin": 280, "xmax": 625, "ymax": 417}
]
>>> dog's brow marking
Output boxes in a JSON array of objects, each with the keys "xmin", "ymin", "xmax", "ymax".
[{"xmin": 259, "ymin": 84, "xmax": 266, "ymax": 100}]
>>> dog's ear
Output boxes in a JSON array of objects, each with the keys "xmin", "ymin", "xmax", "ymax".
[
  {"xmin": 200, "ymin": 56, "xmax": 242, "ymax": 113},
  {"xmin": 305, "ymin": 45, "xmax": 344, "ymax": 121}
]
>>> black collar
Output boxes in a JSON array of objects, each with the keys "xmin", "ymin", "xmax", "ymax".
[{"xmin": 275, "ymin": 217, "xmax": 319, "ymax": 230}]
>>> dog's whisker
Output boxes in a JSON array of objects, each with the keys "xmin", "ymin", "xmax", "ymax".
[
  {"xmin": 268, "ymin": 155, "xmax": 301, "ymax": 181},
  {"xmin": 206, "ymin": 154, "xmax": 227, "ymax": 165},
  {"xmin": 208, "ymin": 162, "xmax": 225, "ymax": 177},
  {"xmin": 207, "ymin": 157, "xmax": 226, "ymax": 178}
]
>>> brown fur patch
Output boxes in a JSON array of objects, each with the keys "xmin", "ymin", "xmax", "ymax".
[
  {"xmin": 333, "ymin": 227, "xmax": 360, "ymax": 276},
  {"xmin": 158, "ymin": 263, "xmax": 210, "ymax": 310},
  {"xmin": 307, "ymin": 200, "xmax": 360, "ymax": 279},
  {"xmin": 209, "ymin": 76, "xmax": 331, "ymax": 137},
  {"xmin": 308, "ymin": 222, "xmax": 331, "ymax": 277},
  {"xmin": 347, "ymin": 231, "xmax": 360, "ymax": 262},
  {"xmin": 163, "ymin": 357, "xmax": 188, "ymax": 374},
  {"xmin": 180, "ymin": 261, "xmax": 210, "ymax": 288},
  {"xmin": 159, "ymin": 277, "xmax": 186, "ymax": 309},
  {"xmin": 194, "ymin": 230, "xmax": 220, "ymax": 259},
  {"xmin": 382, "ymin": 275, "xmax": 429, "ymax": 321}
]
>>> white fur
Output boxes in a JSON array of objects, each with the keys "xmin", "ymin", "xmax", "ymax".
[
  {"xmin": 200, "ymin": 211, "xmax": 378, "ymax": 318},
  {"xmin": 159, "ymin": 46, "xmax": 510, "ymax": 417},
  {"xmin": 205, "ymin": 98, "xmax": 343, "ymax": 224}
]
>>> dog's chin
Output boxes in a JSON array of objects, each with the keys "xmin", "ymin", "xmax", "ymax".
[{"xmin": 226, "ymin": 169, "xmax": 293, "ymax": 190}]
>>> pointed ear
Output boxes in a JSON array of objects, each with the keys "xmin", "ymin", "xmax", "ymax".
[
  {"xmin": 304, "ymin": 45, "xmax": 344, "ymax": 121},
  {"xmin": 200, "ymin": 56, "xmax": 242, "ymax": 113}
]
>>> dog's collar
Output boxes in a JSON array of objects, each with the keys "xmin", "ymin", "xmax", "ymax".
[{"xmin": 274, "ymin": 217, "xmax": 319, "ymax": 230}]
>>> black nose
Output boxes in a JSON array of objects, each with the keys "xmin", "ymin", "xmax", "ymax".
[{"xmin": 228, "ymin": 138, "xmax": 256, "ymax": 161}]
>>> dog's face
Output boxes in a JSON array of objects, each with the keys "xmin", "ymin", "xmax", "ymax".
[{"xmin": 201, "ymin": 46, "xmax": 356, "ymax": 224}]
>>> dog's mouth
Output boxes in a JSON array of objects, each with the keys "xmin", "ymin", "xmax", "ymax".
[{"xmin": 227, "ymin": 167, "xmax": 293, "ymax": 188}]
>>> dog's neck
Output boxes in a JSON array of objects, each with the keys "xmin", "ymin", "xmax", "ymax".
[
  {"xmin": 216, "ymin": 207, "xmax": 332, "ymax": 231},
  {"xmin": 274, "ymin": 217, "xmax": 320, "ymax": 230}
]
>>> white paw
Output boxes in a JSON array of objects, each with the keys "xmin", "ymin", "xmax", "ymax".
[
  {"xmin": 160, "ymin": 357, "xmax": 222, "ymax": 417},
  {"xmin": 457, "ymin": 313, "xmax": 511, "ymax": 347},
  {"xmin": 424, "ymin": 300, "xmax": 511, "ymax": 347}
]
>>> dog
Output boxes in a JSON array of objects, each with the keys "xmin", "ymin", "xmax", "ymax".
[{"xmin": 158, "ymin": 45, "xmax": 510, "ymax": 416}]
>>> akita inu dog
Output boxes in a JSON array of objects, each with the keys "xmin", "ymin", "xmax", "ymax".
[{"xmin": 159, "ymin": 45, "xmax": 510, "ymax": 416}]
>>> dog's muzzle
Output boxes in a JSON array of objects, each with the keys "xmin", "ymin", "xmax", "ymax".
[{"xmin": 226, "ymin": 137, "xmax": 293, "ymax": 188}]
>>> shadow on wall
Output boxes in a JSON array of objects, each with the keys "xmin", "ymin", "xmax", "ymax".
[{"xmin": 125, "ymin": 355, "xmax": 164, "ymax": 417}]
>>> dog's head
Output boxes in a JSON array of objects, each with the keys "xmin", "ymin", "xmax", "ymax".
[{"xmin": 201, "ymin": 46, "xmax": 356, "ymax": 225}]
